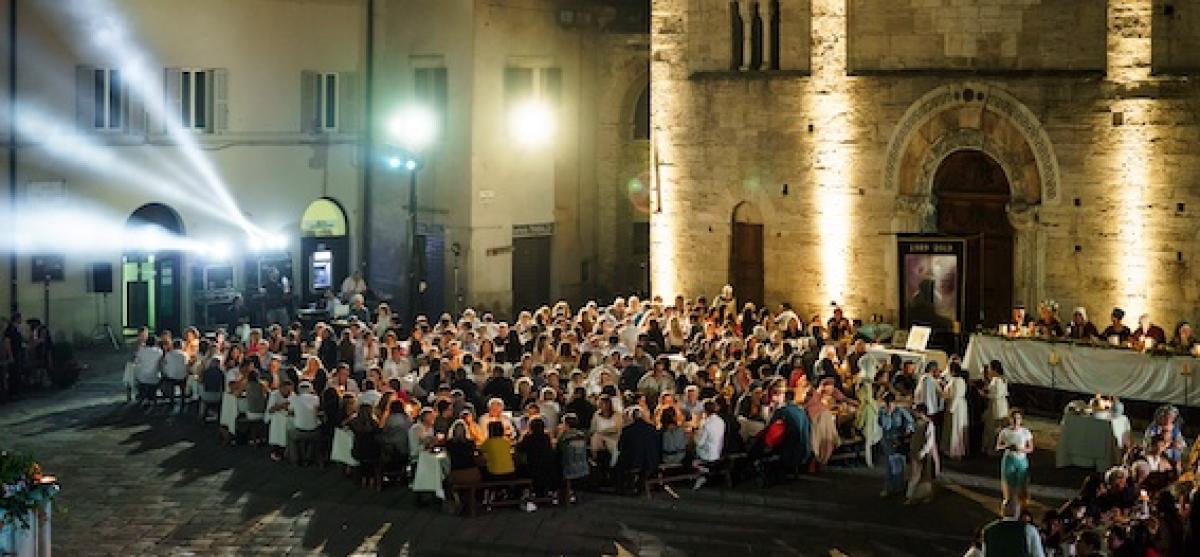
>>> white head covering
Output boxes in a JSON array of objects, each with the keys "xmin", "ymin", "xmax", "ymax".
[{"xmin": 1073, "ymin": 307, "xmax": 1088, "ymax": 322}]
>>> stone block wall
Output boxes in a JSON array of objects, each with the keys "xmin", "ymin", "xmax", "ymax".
[
  {"xmin": 848, "ymin": 0, "xmax": 1106, "ymax": 72},
  {"xmin": 653, "ymin": 0, "xmax": 1200, "ymax": 329}
]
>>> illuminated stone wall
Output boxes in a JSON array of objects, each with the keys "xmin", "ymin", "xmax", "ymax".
[{"xmin": 653, "ymin": 0, "xmax": 1200, "ymax": 328}]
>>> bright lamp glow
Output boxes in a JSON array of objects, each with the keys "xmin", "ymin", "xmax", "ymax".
[
  {"xmin": 388, "ymin": 106, "xmax": 437, "ymax": 151},
  {"xmin": 266, "ymin": 234, "xmax": 288, "ymax": 250},
  {"xmin": 509, "ymin": 100, "xmax": 555, "ymax": 147},
  {"xmin": 404, "ymin": 159, "xmax": 418, "ymax": 171},
  {"xmin": 387, "ymin": 156, "xmax": 403, "ymax": 169},
  {"xmin": 205, "ymin": 241, "xmax": 232, "ymax": 261}
]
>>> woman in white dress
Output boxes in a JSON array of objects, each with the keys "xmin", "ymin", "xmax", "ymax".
[
  {"xmin": 981, "ymin": 359, "xmax": 1010, "ymax": 457},
  {"xmin": 996, "ymin": 409, "xmax": 1033, "ymax": 510},
  {"xmin": 941, "ymin": 363, "xmax": 970, "ymax": 459}
]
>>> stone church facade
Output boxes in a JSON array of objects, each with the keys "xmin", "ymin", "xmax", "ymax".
[{"xmin": 651, "ymin": 0, "xmax": 1200, "ymax": 330}]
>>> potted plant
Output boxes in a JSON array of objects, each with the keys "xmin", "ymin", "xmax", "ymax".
[{"xmin": 0, "ymin": 450, "xmax": 60, "ymax": 554}]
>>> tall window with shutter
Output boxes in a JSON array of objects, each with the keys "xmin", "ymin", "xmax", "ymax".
[
  {"xmin": 164, "ymin": 67, "xmax": 229, "ymax": 134},
  {"xmin": 301, "ymin": 71, "xmax": 356, "ymax": 134},
  {"xmin": 76, "ymin": 66, "xmax": 135, "ymax": 132}
]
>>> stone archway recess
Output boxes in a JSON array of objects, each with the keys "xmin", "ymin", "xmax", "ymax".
[{"xmin": 885, "ymin": 82, "xmax": 1062, "ymax": 312}]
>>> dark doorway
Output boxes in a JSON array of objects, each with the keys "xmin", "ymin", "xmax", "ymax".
[
  {"xmin": 124, "ymin": 203, "xmax": 185, "ymax": 336},
  {"xmin": 730, "ymin": 202, "xmax": 765, "ymax": 308},
  {"xmin": 512, "ymin": 236, "xmax": 552, "ymax": 316},
  {"xmin": 933, "ymin": 150, "xmax": 1014, "ymax": 330},
  {"xmin": 416, "ymin": 227, "xmax": 445, "ymax": 319}
]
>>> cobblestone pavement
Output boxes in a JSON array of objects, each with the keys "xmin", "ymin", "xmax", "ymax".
[{"xmin": 1, "ymin": 349, "xmax": 1087, "ymax": 556}]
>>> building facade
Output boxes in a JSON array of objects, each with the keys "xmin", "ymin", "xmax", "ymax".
[
  {"xmin": 0, "ymin": 0, "xmax": 651, "ymax": 343},
  {"xmin": 652, "ymin": 0, "xmax": 1200, "ymax": 331}
]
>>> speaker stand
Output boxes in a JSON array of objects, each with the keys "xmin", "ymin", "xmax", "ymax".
[{"xmin": 92, "ymin": 291, "xmax": 121, "ymax": 351}]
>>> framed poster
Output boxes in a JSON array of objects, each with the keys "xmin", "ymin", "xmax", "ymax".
[{"xmin": 897, "ymin": 236, "xmax": 966, "ymax": 331}]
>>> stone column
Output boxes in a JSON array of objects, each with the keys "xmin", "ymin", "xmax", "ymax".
[
  {"xmin": 1007, "ymin": 202, "xmax": 1042, "ymax": 308},
  {"xmin": 741, "ymin": 1, "xmax": 755, "ymax": 71}
]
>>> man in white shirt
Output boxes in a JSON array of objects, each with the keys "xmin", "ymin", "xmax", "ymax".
[
  {"xmin": 340, "ymin": 270, "xmax": 368, "ymax": 301},
  {"xmin": 287, "ymin": 381, "xmax": 322, "ymax": 465},
  {"xmin": 358, "ymin": 379, "xmax": 382, "ymax": 407},
  {"xmin": 265, "ymin": 380, "xmax": 295, "ymax": 460},
  {"xmin": 133, "ymin": 338, "xmax": 164, "ymax": 405},
  {"xmin": 913, "ymin": 363, "xmax": 944, "ymax": 427},
  {"xmin": 692, "ymin": 399, "xmax": 727, "ymax": 490},
  {"xmin": 159, "ymin": 340, "xmax": 190, "ymax": 409}
]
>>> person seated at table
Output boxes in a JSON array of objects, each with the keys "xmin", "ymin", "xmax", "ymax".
[
  {"xmin": 1140, "ymin": 434, "xmax": 1175, "ymax": 476},
  {"xmin": 691, "ymin": 399, "xmax": 727, "ymax": 489},
  {"xmin": 658, "ymin": 406, "xmax": 688, "ymax": 466},
  {"xmin": 827, "ymin": 306, "xmax": 854, "ymax": 343},
  {"xmin": 1171, "ymin": 322, "xmax": 1197, "ymax": 352},
  {"xmin": 379, "ymin": 399, "xmax": 411, "ymax": 462},
  {"xmin": 1034, "ymin": 301, "xmax": 1064, "ymax": 338},
  {"xmin": 348, "ymin": 401, "xmax": 383, "ymax": 486},
  {"xmin": 516, "ymin": 416, "xmax": 558, "ymax": 499},
  {"xmin": 331, "ymin": 363, "xmax": 360, "ymax": 394},
  {"xmin": 340, "ymin": 270, "xmax": 368, "ymax": 302},
  {"xmin": 1101, "ymin": 308, "xmax": 1132, "ymax": 345},
  {"xmin": 478, "ymin": 397, "xmax": 515, "ymax": 439},
  {"xmin": 265, "ymin": 379, "xmax": 295, "ymax": 461},
  {"xmin": 1006, "ymin": 305, "xmax": 1034, "ymax": 336},
  {"xmin": 1144, "ymin": 404, "xmax": 1187, "ymax": 468},
  {"xmin": 1131, "ymin": 314, "xmax": 1167, "ymax": 348},
  {"xmin": 891, "ymin": 360, "xmax": 917, "ymax": 397},
  {"xmin": 286, "ymin": 381, "xmax": 322, "ymax": 465},
  {"xmin": 446, "ymin": 419, "xmax": 482, "ymax": 500},
  {"xmin": 616, "ymin": 406, "xmax": 661, "ymax": 493},
  {"xmin": 243, "ymin": 369, "xmax": 270, "ymax": 446},
  {"xmin": 1066, "ymin": 307, "xmax": 1100, "ymax": 341},
  {"xmin": 1095, "ymin": 465, "xmax": 1138, "ymax": 513},
  {"xmin": 480, "ymin": 421, "xmax": 516, "ymax": 481}
]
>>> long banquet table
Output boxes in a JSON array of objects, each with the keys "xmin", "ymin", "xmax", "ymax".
[{"xmin": 963, "ymin": 334, "xmax": 1199, "ymax": 407}]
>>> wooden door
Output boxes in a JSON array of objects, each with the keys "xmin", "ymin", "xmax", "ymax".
[
  {"xmin": 512, "ymin": 236, "xmax": 552, "ymax": 316},
  {"xmin": 934, "ymin": 151, "xmax": 1014, "ymax": 330},
  {"xmin": 731, "ymin": 222, "xmax": 765, "ymax": 308}
]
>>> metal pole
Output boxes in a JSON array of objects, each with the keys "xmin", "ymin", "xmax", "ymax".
[
  {"xmin": 8, "ymin": 0, "xmax": 18, "ymax": 314},
  {"xmin": 361, "ymin": 0, "xmax": 375, "ymax": 287},
  {"xmin": 407, "ymin": 168, "xmax": 418, "ymax": 323}
]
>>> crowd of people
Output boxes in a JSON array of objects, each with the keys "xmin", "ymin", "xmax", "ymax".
[
  {"xmin": 1005, "ymin": 301, "xmax": 1196, "ymax": 354},
  {"xmin": 1, "ymin": 311, "xmax": 56, "ymax": 400},
  {"xmin": 119, "ymin": 285, "xmax": 1200, "ymax": 554},
  {"xmin": 970, "ymin": 404, "xmax": 1200, "ymax": 556}
]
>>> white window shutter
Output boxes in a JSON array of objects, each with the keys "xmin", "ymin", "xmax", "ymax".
[
  {"xmin": 211, "ymin": 68, "xmax": 230, "ymax": 133},
  {"xmin": 300, "ymin": 70, "xmax": 318, "ymax": 133},
  {"xmin": 163, "ymin": 67, "xmax": 182, "ymax": 135},
  {"xmin": 337, "ymin": 71, "xmax": 357, "ymax": 133},
  {"xmin": 75, "ymin": 65, "xmax": 96, "ymax": 130},
  {"xmin": 123, "ymin": 82, "xmax": 145, "ymax": 137}
]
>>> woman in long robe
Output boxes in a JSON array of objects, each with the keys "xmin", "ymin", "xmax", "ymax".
[
  {"xmin": 941, "ymin": 364, "xmax": 970, "ymax": 459},
  {"xmin": 996, "ymin": 409, "xmax": 1033, "ymax": 511}
]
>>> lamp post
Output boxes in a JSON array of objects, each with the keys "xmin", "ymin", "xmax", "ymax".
[{"xmin": 386, "ymin": 106, "xmax": 436, "ymax": 324}]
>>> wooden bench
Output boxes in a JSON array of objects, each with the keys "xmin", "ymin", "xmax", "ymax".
[
  {"xmin": 451, "ymin": 478, "xmax": 534, "ymax": 517},
  {"xmin": 644, "ymin": 463, "xmax": 701, "ymax": 499}
]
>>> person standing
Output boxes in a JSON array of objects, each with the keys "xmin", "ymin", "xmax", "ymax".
[
  {"xmin": 941, "ymin": 363, "xmax": 970, "ymax": 460},
  {"xmin": 905, "ymin": 403, "xmax": 939, "ymax": 505},
  {"xmin": 996, "ymin": 409, "xmax": 1034, "ymax": 512},
  {"xmin": 912, "ymin": 361, "xmax": 944, "ymax": 431},
  {"xmin": 877, "ymin": 392, "xmax": 913, "ymax": 498},
  {"xmin": 981, "ymin": 360, "xmax": 1010, "ymax": 457},
  {"xmin": 981, "ymin": 500, "xmax": 1045, "ymax": 556}
]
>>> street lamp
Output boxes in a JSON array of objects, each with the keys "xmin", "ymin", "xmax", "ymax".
[{"xmin": 385, "ymin": 105, "xmax": 437, "ymax": 323}]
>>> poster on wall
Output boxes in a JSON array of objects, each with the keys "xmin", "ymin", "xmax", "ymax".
[{"xmin": 897, "ymin": 236, "xmax": 966, "ymax": 332}]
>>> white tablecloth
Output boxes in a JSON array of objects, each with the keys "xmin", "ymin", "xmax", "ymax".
[
  {"xmin": 1056, "ymin": 411, "xmax": 1132, "ymax": 471},
  {"xmin": 964, "ymin": 334, "xmax": 1199, "ymax": 406},
  {"xmin": 268, "ymin": 412, "xmax": 291, "ymax": 448},
  {"xmin": 219, "ymin": 393, "xmax": 241, "ymax": 431},
  {"xmin": 331, "ymin": 427, "xmax": 359, "ymax": 466},
  {"xmin": 411, "ymin": 450, "xmax": 450, "ymax": 499},
  {"xmin": 0, "ymin": 503, "xmax": 52, "ymax": 557}
]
